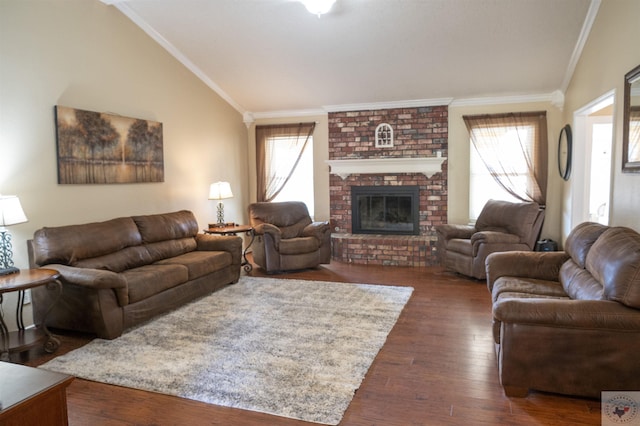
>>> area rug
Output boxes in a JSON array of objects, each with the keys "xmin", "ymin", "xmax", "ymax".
[{"xmin": 39, "ymin": 276, "xmax": 413, "ymax": 425}]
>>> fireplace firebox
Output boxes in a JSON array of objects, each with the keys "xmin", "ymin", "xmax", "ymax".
[{"xmin": 351, "ymin": 186, "xmax": 420, "ymax": 235}]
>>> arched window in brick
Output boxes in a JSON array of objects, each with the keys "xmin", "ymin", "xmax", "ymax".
[{"xmin": 375, "ymin": 123, "xmax": 394, "ymax": 148}]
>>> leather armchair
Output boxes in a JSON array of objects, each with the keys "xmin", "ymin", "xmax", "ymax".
[
  {"xmin": 248, "ymin": 201, "xmax": 331, "ymax": 273},
  {"xmin": 435, "ymin": 199, "xmax": 544, "ymax": 279}
]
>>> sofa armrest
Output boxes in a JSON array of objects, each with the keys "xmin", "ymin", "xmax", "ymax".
[
  {"xmin": 435, "ymin": 224, "xmax": 476, "ymax": 241},
  {"xmin": 471, "ymin": 231, "xmax": 520, "ymax": 246},
  {"xmin": 301, "ymin": 221, "xmax": 330, "ymax": 244},
  {"xmin": 494, "ymin": 298, "xmax": 640, "ymax": 330},
  {"xmin": 196, "ymin": 234, "xmax": 243, "ymax": 265},
  {"xmin": 42, "ymin": 264, "xmax": 127, "ymax": 289},
  {"xmin": 252, "ymin": 223, "xmax": 282, "ymax": 248},
  {"xmin": 486, "ymin": 251, "xmax": 570, "ymax": 291}
]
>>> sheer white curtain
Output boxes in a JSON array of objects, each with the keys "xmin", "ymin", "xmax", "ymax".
[
  {"xmin": 463, "ymin": 112, "xmax": 548, "ymax": 208},
  {"xmin": 255, "ymin": 122, "xmax": 315, "ymax": 202}
]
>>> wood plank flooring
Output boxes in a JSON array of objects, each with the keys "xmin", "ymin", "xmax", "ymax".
[{"xmin": 19, "ymin": 260, "xmax": 602, "ymax": 425}]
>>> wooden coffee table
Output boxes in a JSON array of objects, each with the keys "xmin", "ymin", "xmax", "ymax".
[{"xmin": 0, "ymin": 361, "xmax": 73, "ymax": 425}]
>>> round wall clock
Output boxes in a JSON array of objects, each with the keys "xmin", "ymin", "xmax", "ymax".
[{"xmin": 558, "ymin": 124, "xmax": 572, "ymax": 181}]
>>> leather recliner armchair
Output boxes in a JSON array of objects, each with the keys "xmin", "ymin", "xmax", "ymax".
[
  {"xmin": 248, "ymin": 201, "xmax": 331, "ymax": 273},
  {"xmin": 435, "ymin": 199, "xmax": 545, "ymax": 279}
]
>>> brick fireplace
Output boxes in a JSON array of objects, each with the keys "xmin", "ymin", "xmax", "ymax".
[{"xmin": 328, "ymin": 105, "xmax": 448, "ymax": 267}]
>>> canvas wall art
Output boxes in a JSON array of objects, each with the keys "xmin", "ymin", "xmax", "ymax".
[{"xmin": 55, "ymin": 105, "xmax": 164, "ymax": 184}]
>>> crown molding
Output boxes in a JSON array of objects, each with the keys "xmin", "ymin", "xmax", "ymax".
[
  {"xmin": 250, "ymin": 109, "xmax": 328, "ymax": 120},
  {"xmin": 449, "ymin": 92, "xmax": 563, "ymax": 108},
  {"xmin": 560, "ymin": 0, "xmax": 601, "ymax": 93}
]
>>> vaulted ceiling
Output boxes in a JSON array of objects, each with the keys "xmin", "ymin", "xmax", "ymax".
[{"xmin": 103, "ymin": 0, "xmax": 597, "ymax": 117}]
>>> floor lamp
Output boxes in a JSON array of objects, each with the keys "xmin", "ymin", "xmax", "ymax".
[{"xmin": 0, "ymin": 195, "xmax": 28, "ymax": 276}]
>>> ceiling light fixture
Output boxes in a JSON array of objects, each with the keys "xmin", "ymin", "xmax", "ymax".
[{"xmin": 300, "ymin": 0, "xmax": 336, "ymax": 17}]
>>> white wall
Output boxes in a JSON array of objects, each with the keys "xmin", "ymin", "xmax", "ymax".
[
  {"xmin": 563, "ymin": 0, "xmax": 640, "ymax": 230},
  {"xmin": 0, "ymin": 0, "xmax": 248, "ymax": 329}
]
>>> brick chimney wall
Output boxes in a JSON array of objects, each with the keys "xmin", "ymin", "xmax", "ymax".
[{"xmin": 328, "ymin": 106, "xmax": 448, "ymax": 267}]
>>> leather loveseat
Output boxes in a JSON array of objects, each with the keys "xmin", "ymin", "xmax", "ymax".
[
  {"xmin": 436, "ymin": 199, "xmax": 544, "ymax": 279},
  {"xmin": 485, "ymin": 222, "xmax": 640, "ymax": 398},
  {"xmin": 248, "ymin": 201, "xmax": 331, "ymax": 273},
  {"xmin": 29, "ymin": 210, "xmax": 242, "ymax": 339}
]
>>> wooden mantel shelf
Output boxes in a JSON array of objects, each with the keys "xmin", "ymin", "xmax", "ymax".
[{"xmin": 325, "ymin": 156, "xmax": 447, "ymax": 179}]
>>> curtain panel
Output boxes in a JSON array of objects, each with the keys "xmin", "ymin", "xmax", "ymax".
[
  {"xmin": 255, "ymin": 122, "xmax": 315, "ymax": 202},
  {"xmin": 463, "ymin": 112, "xmax": 548, "ymax": 206}
]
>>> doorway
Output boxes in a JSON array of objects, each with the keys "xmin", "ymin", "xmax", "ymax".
[{"xmin": 569, "ymin": 91, "xmax": 614, "ymax": 235}]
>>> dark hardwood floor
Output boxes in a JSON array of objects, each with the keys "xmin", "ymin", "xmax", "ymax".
[{"xmin": 18, "ymin": 258, "xmax": 602, "ymax": 425}]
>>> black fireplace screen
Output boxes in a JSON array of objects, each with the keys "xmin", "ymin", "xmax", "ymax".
[{"xmin": 351, "ymin": 186, "xmax": 420, "ymax": 235}]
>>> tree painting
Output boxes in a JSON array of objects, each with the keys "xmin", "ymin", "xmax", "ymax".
[{"xmin": 55, "ymin": 106, "xmax": 164, "ymax": 184}]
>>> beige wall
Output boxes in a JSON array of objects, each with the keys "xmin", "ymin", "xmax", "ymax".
[
  {"xmin": 0, "ymin": 1, "xmax": 247, "ymax": 327},
  {"xmin": 563, "ymin": 0, "xmax": 640, "ymax": 230},
  {"xmin": 448, "ymin": 102, "xmax": 564, "ymax": 242}
]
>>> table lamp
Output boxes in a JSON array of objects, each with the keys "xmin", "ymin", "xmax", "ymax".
[
  {"xmin": 208, "ymin": 182, "xmax": 233, "ymax": 226},
  {"xmin": 0, "ymin": 195, "xmax": 28, "ymax": 276}
]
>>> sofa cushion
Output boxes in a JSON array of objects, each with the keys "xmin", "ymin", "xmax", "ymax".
[
  {"xmin": 491, "ymin": 277, "xmax": 567, "ymax": 303},
  {"xmin": 133, "ymin": 210, "xmax": 199, "ymax": 243},
  {"xmin": 560, "ymin": 261, "xmax": 604, "ymax": 300},
  {"xmin": 123, "ymin": 264, "xmax": 189, "ymax": 305},
  {"xmin": 155, "ymin": 251, "xmax": 232, "ymax": 280},
  {"xmin": 587, "ymin": 227, "xmax": 640, "ymax": 309},
  {"xmin": 32, "ymin": 217, "xmax": 142, "ymax": 265},
  {"xmin": 475, "ymin": 200, "xmax": 539, "ymax": 241},
  {"xmin": 145, "ymin": 238, "xmax": 198, "ymax": 263},
  {"xmin": 564, "ymin": 221, "xmax": 608, "ymax": 268},
  {"xmin": 72, "ymin": 246, "xmax": 153, "ymax": 273}
]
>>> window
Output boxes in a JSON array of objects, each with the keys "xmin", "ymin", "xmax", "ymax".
[
  {"xmin": 464, "ymin": 112, "xmax": 548, "ymax": 220},
  {"xmin": 255, "ymin": 123, "xmax": 315, "ymax": 217},
  {"xmin": 269, "ymin": 135, "xmax": 315, "ymax": 217},
  {"xmin": 469, "ymin": 127, "xmax": 525, "ymax": 218}
]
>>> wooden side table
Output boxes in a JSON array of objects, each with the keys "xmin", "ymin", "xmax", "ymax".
[
  {"xmin": 0, "ymin": 269, "xmax": 62, "ymax": 361},
  {"xmin": 0, "ymin": 361, "xmax": 73, "ymax": 425},
  {"xmin": 204, "ymin": 224, "xmax": 255, "ymax": 272}
]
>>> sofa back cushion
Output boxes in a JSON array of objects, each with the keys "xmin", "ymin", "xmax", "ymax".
[
  {"xmin": 32, "ymin": 217, "xmax": 143, "ymax": 267},
  {"xmin": 586, "ymin": 227, "xmax": 640, "ymax": 309},
  {"xmin": 132, "ymin": 210, "xmax": 199, "ymax": 243},
  {"xmin": 564, "ymin": 221, "xmax": 608, "ymax": 268},
  {"xmin": 475, "ymin": 200, "xmax": 540, "ymax": 244},
  {"xmin": 249, "ymin": 202, "xmax": 313, "ymax": 239},
  {"xmin": 132, "ymin": 210, "xmax": 199, "ymax": 261}
]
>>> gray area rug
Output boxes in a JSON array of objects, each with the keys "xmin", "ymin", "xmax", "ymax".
[{"xmin": 40, "ymin": 276, "xmax": 413, "ymax": 425}]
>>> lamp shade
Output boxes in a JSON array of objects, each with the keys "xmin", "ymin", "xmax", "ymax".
[
  {"xmin": 208, "ymin": 182, "xmax": 233, "ymax": 200},
  {"xmin": 0, "ymin": 195, "xmax": 28, "ymax": 227}
]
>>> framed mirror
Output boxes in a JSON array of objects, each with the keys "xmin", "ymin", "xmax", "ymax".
[
  {"xmin": 558, "ymin": 124, "xmax": 572, "ymax": 180},
  {"xmin": 622, "ymin": 63, "xmax": 640, "ymax": 173}
]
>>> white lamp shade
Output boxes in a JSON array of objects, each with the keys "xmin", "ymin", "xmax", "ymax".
[
  {"xmin": 208, "ymin": 182, "xmax": 233, "ymax": 200},
  {"xmin": 0, "ymin": 195, "xmax": 28, "ymax": 227}
]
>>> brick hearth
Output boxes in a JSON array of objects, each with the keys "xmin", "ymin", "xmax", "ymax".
[{"xmin": 328, "ymin": 106, "xmax": 448, "ymax": 267}]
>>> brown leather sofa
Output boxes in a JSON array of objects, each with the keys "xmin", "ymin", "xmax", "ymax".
[
  {"xmin": 248, "ymin": 201, "xmax": 331, "ymax": 273},
  {"xmin": 486, "ymin": 222, "xmax": 640, "ymax": 398},
  {"xmin": 435, "ymin": 199, "xmax": 544, "ymax": 279},
  {"xmin": 29, "ymin": 210, "xmax": 242, "ymax": 339}
]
